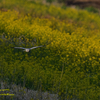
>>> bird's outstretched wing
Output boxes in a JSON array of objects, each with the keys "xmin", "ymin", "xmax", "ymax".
[
  {"xmin": 30, "ymin": 46, "xmax": 43, "ymax": 50},
  {"xmin": 14, "ymin": 47, "xmax": 26, "ymax": 49}
]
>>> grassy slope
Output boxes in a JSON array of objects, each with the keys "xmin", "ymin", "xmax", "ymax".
[{"xmin": 0, "ymin": 0, "xmax": 100, "ymax": 100}]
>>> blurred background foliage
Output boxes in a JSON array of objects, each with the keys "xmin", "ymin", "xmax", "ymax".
[{"xmin": 0, "ymin": 0, "xmax": 100, "ymax": 100}]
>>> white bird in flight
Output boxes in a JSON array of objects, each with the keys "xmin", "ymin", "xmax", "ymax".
[{"xmin": 14, "ymin": 45, "xmax": 43, "ymax": 52}]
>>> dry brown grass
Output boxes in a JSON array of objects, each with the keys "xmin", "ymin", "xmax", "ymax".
[{"xmin": 0, "ymin": 81, "xmax": 58, "ymax": 100}]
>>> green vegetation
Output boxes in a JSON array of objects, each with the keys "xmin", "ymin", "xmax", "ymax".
[
  {"xmin": 0, "ymin": 0, "xmax": 100, "ymax": 100},
  {"xmin": 84, "ymin": 6, "xmax": 99, "ymax": 13}
]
